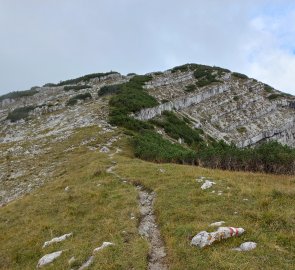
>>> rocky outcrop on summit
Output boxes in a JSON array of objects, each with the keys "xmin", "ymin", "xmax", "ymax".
[{"xmin": 138, "ymin": 69, "xmax": 295, "ymax": 148}]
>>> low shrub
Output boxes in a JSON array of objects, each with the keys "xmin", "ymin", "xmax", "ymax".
[
  {"xmin": 185, "ymin": 84, "xmax": 196, "ymax": 92},
  {"xmin": 232, "ymin": 72, "xmax": 248, "ymax": 79},
  {"xmin": 133, "ymin": 130, "xmax": 196, "ymax": 164},
  {"xmin": 0, "ymin": 89, "xmax": 38, "ymax": 101},
  {"xmin": 57, "ymin": 71, "xmax": 118, "ymax": 86},
  {"xmin": 151, "ymin": 111, "xmax": 203, "ymax": 147},
  {"xmin": 64, "ymin": 85, "xmax": 92, "ymax": 92},
  {"xmin": 66, "ymin": 93, "xmax": 92, "ymax": 106},
  {"xmin": 98, "ymin": 84, "xmax": 122, "ymax": 97},
  {"xmin": 7, "ymin": 106, "xmax": 36, "ymax": 122}
]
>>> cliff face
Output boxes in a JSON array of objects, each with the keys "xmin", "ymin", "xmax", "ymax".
[{"xmin": 137, "ymin": 69, "xmax": 295, "ymax": 147}]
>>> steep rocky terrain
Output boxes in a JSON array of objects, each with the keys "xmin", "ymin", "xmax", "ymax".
[{"xmin": 1, "ymin": 65, "xmax": 295, "ymax": 206}]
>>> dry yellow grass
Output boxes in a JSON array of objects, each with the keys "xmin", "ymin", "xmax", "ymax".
[{"xmin": 0, "ymin": 128, "xmax": 294, "ymax": 269}]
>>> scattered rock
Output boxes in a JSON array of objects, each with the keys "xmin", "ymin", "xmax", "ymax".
[
  {"xmin": 93, "ymin": 242, "xmax": 114, "ymax": 253},
  {"xmin": 43, "ymin": 233, "xmax": 73, "ymax": 248},
  {"xmin": 100, "ymin": 146, "xmax": 110, "ymax": 153},
  {"xmin": 209, "ymin": 221, "xmax": 225, "ymax": 227},
  {"xmin": 159, "ymin": 168, "xmax": 165, "ymax": 173},
  {"xmin": 64, "ymin": 186, "xmax": 70, "ymax": 192},
  {"xmin": 191, "ymin": 227, "xmax": 245, "ymax": 248},
  {"xmin": 201, "ymin": 180, "xmax": 216, "ymax": 190},
  {"xmin": 78, "ymin": 256, "xmax": 94, "ymax": 270},
  {"xmin": 68, "ymin": 256, "xmax": 76, "ymax": 265},
  {"xmin": 233, "ymin": 242, "xmax": 257, "ymax": 251},
  {"xmin": 77, "ymin": 242, "xmax": 114, "ymax": 269},
  {"xmin": 37, "ymin": 250, "xmax": 63, "ymax": 268}
]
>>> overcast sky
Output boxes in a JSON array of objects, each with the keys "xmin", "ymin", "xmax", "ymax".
[{"xmin": 1, "ymin": 0, "xmax": 295, "ymax": 95}]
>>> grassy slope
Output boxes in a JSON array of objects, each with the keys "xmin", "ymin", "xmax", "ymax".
[
  {"xmin": 116, "ymin": 138, "xmax": 295, "ymax": 270},
  {"xmin": 0, "ymin": 127, "xmax": 148, "ymax": 270},
  {"xmin": 0, "ymin": 128, "xmax": 294, "ymax": 269}
]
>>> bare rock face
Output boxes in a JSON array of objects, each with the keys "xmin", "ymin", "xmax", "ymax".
[{"xmin": 137, "ymin": 70, "xmax": 295, "ymax": 148}]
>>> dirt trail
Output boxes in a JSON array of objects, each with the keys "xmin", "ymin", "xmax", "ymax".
[
  {"xmin": 106, "ymin": 156, "xmax": 168, "ymax": 270},
  {"xmin": 137, "ymin": 186, "xmax": 167, "ymax": 270}
]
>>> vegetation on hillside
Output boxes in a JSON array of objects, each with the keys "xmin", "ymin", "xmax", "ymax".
[
  {"xmin": 98, "ymin": 84, "xmax": 122, "ymax": 97},
  {"xmin": 0, "ymin": 89, "xmax": 38, "ymax": 101},
  {"xmin": 66, "ymin": 93, "xmax": 92, "ymax": 106},
  {"xmin": 232, "ymin": 72, "xmax": 248, "ymax": 79},
  {"xmin": 57, "ymin": 72, "xmax": 118, "ymax": 86},
  {"xmin": 108, "ymin": 69, "xmax": 295, "ymax": 174},
  {"xmin": 7, "ymin": 106, "xmax": 36, "ymax": 122},
  {"xmin": 63, "ymin": 85, "xmax": 92, "ymax": 92}
]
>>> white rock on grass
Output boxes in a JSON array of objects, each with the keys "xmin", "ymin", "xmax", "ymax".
[
  {"xmin": 43, "ymin": 233, "xmax": 73, "ymax": 248},
  {"xmin": 78, "ymin": 242, "xmax": 114, "ymax": 269},
  {"xmin": 233, "ymin": 242, "xmax": 257, "ymax": 251},
  {"xmin": 201, "ymin": 180, "xmax": 216, "ymax": 190},
  {"xmin": 37, "ymin": 250, "xmax": 63, "ymax": 268},
  {"xmin": 191, "ymin": 227, "xmax": 245, "ymax": 248},
  {"xmin": 209, "ymin": 221, "xmax": 225, "ymax": 227},
  {"xmin": 78, "ymin": 256, "xmax": 94, "ymax": 270},
  {"xmin": 93, "ymin": 242, "xmax": 114, "ymax": 253}
]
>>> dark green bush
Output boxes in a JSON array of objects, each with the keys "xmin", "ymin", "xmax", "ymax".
[
  {"xmin": 268, "ymin": 94, "xmax": 283, "ymax": 100},
  {"xmin": 185, "ymin": 84, "xmax": 196, "ymax": 92},
  {"xmin": 64, "ymin": 85, "xmax": 92, "ymax": 92},
  {"xmin": 57, "ymin": 71, "xmax": 118, "ymax": 86},
  {"xmin": 66, "ymin": 93, "xmax": 92, "ymax": 106},
  {"xmin": 0, "ymin": 89, "xmax": 38, "ymax": 101},
  {"xmin": 109, "ymin": 75, "xmax": 157, "ymax": 115},
  {"xmin": 43, "ymin": 83, "xmax": 56, "ymax": 87},
  {"xmin": 197, "ymin": 140, "xmax": 295, "ymax": 174},
  {"xmin": 7, "ymin": 106, "xmax": 36, "ymax": 122},
  {"xmin": 232, "ymin": 72, "xmax": 248, "ymax": 79},
  {"xmin": 194, "ymin": 66, "xmax": 221, "ymax": 87},
  {"xmin": 98, "ymin": 84, "xmax": 122, "ymax": 97},
  {"xmin": 264, "ymin": 84, "xmax": 274, "ymax": 93},
  {"xmin": 133, "ymin": 130, "xmax": 196, "ymax": 164},
  {"xmin": 151, "ymin": 111, "xmax": 203, "ymax": 147}
]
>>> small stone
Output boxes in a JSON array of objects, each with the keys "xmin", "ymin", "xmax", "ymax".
[
  {"xmin": 93, "ymin": 242, "xmax": 114, "ymax": 253},
  {"xmin": 68, "ymin": 256, "xmax": 76, "ymax": 265},
  {"xmin": 100, "ymin": 146, "xmax": 110, "ymax": 153},
  {"xmin": 209, "ymin": 221, "xmax": 225, "ymax": 227},
  {"xmin": 65, "ymin": 186, "xmax": 70, "ymax": 192},
  {"xmin": 201, "ymin": 180, "xmax": 216, "ymax": 190},
  {"xmin": 233, "ymin": 242, "xmax": 257, "ymax": 251}
]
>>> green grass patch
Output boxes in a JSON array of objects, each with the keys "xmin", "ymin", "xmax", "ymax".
[{"xmin": 116, "ymin": 156, "xmax": 295, "ymax": 270}]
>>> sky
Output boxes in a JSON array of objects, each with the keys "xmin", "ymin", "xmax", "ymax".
[{"xmin": 0, "ymin": 0, "xmax": 295, "ymax": 95}]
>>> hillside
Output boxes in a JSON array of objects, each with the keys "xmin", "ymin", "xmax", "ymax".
[{"xmin": 0, "ymin": 65, "xmax": 295, "ymax": 269}]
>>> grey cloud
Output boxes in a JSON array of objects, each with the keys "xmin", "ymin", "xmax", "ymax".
[{"xmin": 0, "ymin": 0, "xmax": 294, "ymax": 94}]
